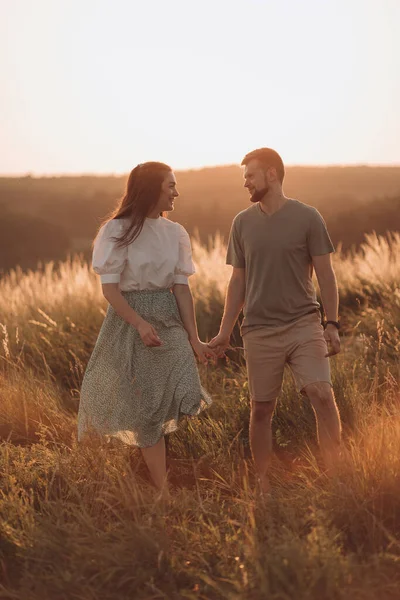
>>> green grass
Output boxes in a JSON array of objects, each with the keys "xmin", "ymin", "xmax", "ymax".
[{"xmin": 0, "ymin": 233, "xmax": 399, "ymax": 599}]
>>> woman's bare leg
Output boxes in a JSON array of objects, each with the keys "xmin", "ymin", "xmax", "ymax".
[{"xmin": 141, "ymin": 436, "xmax": 169, "ymax": 493}]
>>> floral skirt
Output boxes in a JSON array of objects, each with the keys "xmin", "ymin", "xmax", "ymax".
[{"xmin": 78, "ymin": 288, "xmax": 212, "ymax": 447}]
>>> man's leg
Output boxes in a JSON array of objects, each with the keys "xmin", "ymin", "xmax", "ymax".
[
  {"xmin": 250, "ymin": 399, "xmax": 277, "ymax": 493},
  {"xmin": 303, "ymin": 382, "xmax": 341, "ymax": 470},
  {"xmin": 287, "ymin": 314, "xmax": 341, "ymax": 470},
  {"xmin": 243, "ymin": 327, "xmax": 286, "ymax": 494}
]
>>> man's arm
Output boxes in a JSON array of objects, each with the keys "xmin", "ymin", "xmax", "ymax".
[
  {"xmin": 312, "ymin": 254, "xmax": 341, "ymax": 357},
  {"xmin": 208, "ymin": 267, "xmax": 246, "ymax": 355}
]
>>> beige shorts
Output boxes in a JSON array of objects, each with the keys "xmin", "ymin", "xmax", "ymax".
[{"xmin": 242, "ymin": 313, "xmax": 331, "ymax": 403}]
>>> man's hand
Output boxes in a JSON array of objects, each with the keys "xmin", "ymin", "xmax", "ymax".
[
  {"xmin": 324, "ymin": 325, "xmax": 341, "ymax": 357},
  {"xmin": 190, "ymin": 340, "xmax": 218, "ymax": 365},
  {"xmin": 208, "ymin": 332, "xmax": 231, "ymax": 358}
]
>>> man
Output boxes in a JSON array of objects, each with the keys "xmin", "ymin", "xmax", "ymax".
[{"xmin": 209, "ymin": 148, "xmax": 341, "ymax": 493}]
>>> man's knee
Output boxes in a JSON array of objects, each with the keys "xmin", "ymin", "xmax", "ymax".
[
  {"xmin": 304, "ymin": 382, "xmax": 334, "ymax": 410},
  {"xmin": 251, "ymin": 399, "xmax": 276, "ymax": 422}
]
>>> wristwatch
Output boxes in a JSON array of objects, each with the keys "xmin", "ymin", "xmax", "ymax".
[{"xmin": 323, "ymin": 320, "xmax": 340, "ymax": 330}]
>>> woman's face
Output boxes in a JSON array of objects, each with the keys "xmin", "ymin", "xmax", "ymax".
[{"xmin": 156, "ymin": 171, "xmax": 179, "ymax": 212}]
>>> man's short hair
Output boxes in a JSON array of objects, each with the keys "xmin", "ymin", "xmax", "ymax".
[{"xmin": 241, "ymin": 148, "xmax": 285, "ymax": 183}]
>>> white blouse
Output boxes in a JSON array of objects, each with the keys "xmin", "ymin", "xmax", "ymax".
[{"xmin": 92, "ymin": 217, "xmax": 195, "ymax": 291}]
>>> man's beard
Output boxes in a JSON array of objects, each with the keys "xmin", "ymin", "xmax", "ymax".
[{"xmin": 250, "ymin": 184, "xmax": 270, "ymax": 203}]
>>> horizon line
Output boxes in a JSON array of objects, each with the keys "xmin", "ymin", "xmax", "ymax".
[{"xmin": 1, "ymin": 161, "xmax": 400, "ymax": 178}]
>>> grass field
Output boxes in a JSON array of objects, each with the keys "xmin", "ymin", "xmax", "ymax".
[{"xmin": 0, "ymin": 232, "xmax": 399, "ymax": 599}]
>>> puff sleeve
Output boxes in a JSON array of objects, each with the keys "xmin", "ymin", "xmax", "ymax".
[
  {"xmin": 174, "ymin": 225, "xmax": 195, "ymax": 285},
  {"xmin": 92, "ymin": 219, "xmax": 128, "ymax": 284}
]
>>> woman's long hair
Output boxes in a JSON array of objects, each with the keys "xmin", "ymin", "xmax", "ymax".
[{"xmin": 95, "ymin": 161, "xmax": 172, "ymax": 249}]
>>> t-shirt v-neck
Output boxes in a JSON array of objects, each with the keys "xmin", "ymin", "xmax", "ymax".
[{"xmin": 256, "ymin": 199, "xmax": 291, "ymax": 221}]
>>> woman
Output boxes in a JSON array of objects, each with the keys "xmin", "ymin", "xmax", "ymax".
[{"xmin": 78, "ymin": 162, "xmax": 214, "ymax": 495}]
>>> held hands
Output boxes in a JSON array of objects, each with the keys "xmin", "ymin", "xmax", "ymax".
[
  {"xmin": 324, "ymin": 325, "xmax": 341, "ymax": 357},
  {"xmin": 207, "ymin": 331, "xmax": 231, "ymax": 359},
  {"xmin": 190, "ymin": 339, "xmax": 218, "ymax": 365}
]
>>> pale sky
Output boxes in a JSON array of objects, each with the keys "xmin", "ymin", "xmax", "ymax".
[{"xmin": 1, "ymin": 0, "xmax": 399, "ymax": 175}]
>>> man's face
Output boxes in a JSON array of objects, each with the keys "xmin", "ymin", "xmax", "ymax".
[{"xmin": 243, "ymin": 159, "xmax": 272, "ymax": 203}]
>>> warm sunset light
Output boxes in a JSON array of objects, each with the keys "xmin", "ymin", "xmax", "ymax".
[
  {"xmin": 1, "ymin": 0, "xmax": 399, "ymax": 175},
  {"xmin": 2, "ymin": 2, "xmax": 400, "ymax": 597}
]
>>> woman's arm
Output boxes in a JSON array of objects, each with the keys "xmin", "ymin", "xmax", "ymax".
[
  {"xmin": 102, "ymin": 283, "xmax": 162, "ymax": 347},
  {"xmin": 172, "ymin": 283, "xmax": 199, "ymax": 343},
  {"xmin": 172, "ymin": 283, "xmax": 215, "ymax": 363}
]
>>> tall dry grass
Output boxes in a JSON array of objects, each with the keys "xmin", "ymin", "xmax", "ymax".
[{"xmin": 0, "ymin": 233, "xmax": 399, "ymax": 599}]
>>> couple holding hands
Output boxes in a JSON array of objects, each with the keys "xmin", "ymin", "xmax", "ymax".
[{"xmin": 78, "ymin": 148, "xmax": 341, "ymax": 496}]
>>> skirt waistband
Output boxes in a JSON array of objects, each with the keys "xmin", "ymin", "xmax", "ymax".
[{"xmin": 121, "ymin": 288, "xmax": 172, "ymax": 295}]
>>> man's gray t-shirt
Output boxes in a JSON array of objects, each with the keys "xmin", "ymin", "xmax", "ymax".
[{"xmin": 226, "ymin": 200, "xmax": 334, "ymax": 333}]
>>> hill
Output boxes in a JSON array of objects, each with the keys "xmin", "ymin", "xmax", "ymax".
[{"xmin": 0, "ymin": 165, "xmax": 399, "ymax": 273}]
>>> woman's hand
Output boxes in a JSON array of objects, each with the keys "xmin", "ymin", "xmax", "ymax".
[
  {"xmin": 190, "ymin": 339, "xmax": 217, "ymax": 365},
  {"xmin": 136, "ymin": 319, "xmax": 162, "ymax": 347}
]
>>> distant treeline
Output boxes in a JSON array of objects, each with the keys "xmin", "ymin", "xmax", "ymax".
[{"xmin": 0, "ymin": 165, "xmax": 399, "ymax": 273}]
